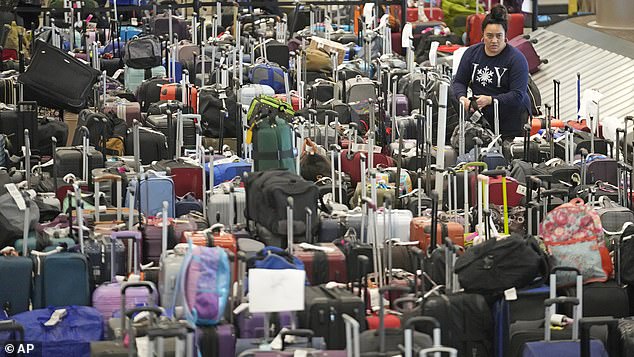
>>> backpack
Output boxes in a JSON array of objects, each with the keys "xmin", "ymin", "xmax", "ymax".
[
  {"xmin": 177, "ymin": 245, "xmax": 230, "ymax": 326},
  {"xmin": 540, "ymin": 198, "xmax": 612, "ymax": 286}
]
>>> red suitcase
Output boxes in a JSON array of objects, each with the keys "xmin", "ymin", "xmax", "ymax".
[
  {"xmin": 159, "ymin": 83, "xmax": 198, "ymax": 113},
  {"xmin": 340, "ymin": 150, "xmax": 395, "ymax": 184},
  {"xmin": 293, "ymin": 243, "xmax": 348, "ymax": 285},
  {"xmin": 466, "ymin": 13, "xmax": 524, "ymax": 45},
  {"xmin": 406, "ymin": 7, "xmax": 444, "ymax": 22},
  {"xmin": 509, "ymin": 36, "xmax": 545, "ymax": 74},
  {"xmin": 152, "ymin": 160, "xmax": 204, "ymax": 199}
]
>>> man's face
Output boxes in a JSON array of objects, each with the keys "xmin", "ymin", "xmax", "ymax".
[{"xmin": 483, "ymin": 24, "xmax": 506, "ymax": 56}]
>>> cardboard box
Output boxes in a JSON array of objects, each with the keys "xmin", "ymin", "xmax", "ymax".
[{"xmin": 309, "ymin": 37, "xmax": 346, "ymax": 65}]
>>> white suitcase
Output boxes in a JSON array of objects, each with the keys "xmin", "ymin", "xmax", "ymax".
[{"xmin": 240, "ymin": 84, "xmax": 275, "ymax": 111}]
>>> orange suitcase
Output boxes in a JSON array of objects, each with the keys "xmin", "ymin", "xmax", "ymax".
[
  {"xmin": 182, "ymin": 227, "xmax": 238, "ymax": 282},
  {"xmin": 159, "ymin": 83, "xmax": 198, "ymax": 113},
  {"xmin": 409, "ymin": 218, "xmax": 464, "ymax": 252}
]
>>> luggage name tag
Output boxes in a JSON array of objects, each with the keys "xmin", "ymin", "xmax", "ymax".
[{"xmin": 5, "ymin": 183, "xmax": 26, "ymax": 211}]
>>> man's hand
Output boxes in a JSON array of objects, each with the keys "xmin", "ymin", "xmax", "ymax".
[
  {"xmin": 475, "ymin": 95, "xmax": 493, "ymax": 110},
  {"xmin": 460, "ymin": 97, "xmax": 471, "ymax": 112}
]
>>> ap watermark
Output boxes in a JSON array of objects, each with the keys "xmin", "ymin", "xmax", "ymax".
[{"xmin": 1, "ymin": 341, "xmax": 41, "ymax": 356}]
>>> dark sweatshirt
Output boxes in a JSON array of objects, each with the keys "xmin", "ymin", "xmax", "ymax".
[{"xmin": 451, "ymin": 42, "xmax": 531, "ymax": 136}]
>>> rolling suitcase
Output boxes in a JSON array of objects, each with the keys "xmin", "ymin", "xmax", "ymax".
[
  {"xmin": 466, "ymin": 11, "xmax": 524, "ymax": 45},
  {"xmin": 102, "ymin": 98, "xmax": 142, "ymax": 128},
  {"xmin": 124, "ymin": 65, "xmax": 166, "ymax": 93},
  {"xmin": 151, "ymin": 159, "xmax": 204, "ymax": 199},
  {"xmin": 0, "ymin": 101, "xmax": 38, "ymax": 156},
  {"xmin": 293, "ymin": 241, "xmax": 348, "ymax": 285},
  {"xmin": 124, "ymin": 122, "xmax": 169, "ymax": 166},
  {"xmin": 91, "ymin": 231, "xmax": 156, "ymax": 327},
  {"xmin": 0, "ymin": 200, "xmax": 34, "ymax": 315},
  {"xmin": 509, "ymin": 36, "xmax": 545, "ymax": 74}
]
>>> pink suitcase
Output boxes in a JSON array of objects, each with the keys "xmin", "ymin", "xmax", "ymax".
[
  {"xmin": 102, "ymin": 98, "xmax": 142, "ymax": 127},
  {"xmin": 92, "ymin": 231, "xmax": 156, "ymax": 326},
  {"xmin": 394, "ymin": 94, "xmax": 409, "ymax": 116},
  {"xmin": 509, "ymin": 36, "xmax": 546, "ymax": 74}
]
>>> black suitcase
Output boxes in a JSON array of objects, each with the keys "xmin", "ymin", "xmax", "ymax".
[
  {"xmin": 136, "ymin": 77, "xmax": 170, "ymax": 112},
  {"xmin": 145, "ymin": 113, "xmax": 196, "ymax": 148},
  {"xmin": 124, "ymin": 126, "xmax": 169, "ymax": 165},
  {"xmin": 617, "ymin": 318, "xmax": 634, "ymax": 356},
  {"xmin": 54, "ymin": 146, "xmax": 105, "ymax": 179},
  {"xmin": 0, "ymin": 101, "xmax": 38, "ymax": 156},
  {"xmin": 299, "ymin": 285, "xmax": 366, "ymax": 349},
  {"xmin": 421, "ymin": 292, "xmax": 494, "ymax": 356},
  {"xmin": 265, "ymin": 40, "xmax": 290, "ymax": 68}
]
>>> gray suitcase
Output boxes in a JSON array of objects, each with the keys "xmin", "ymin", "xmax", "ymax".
[{"xmin": 207, "ymin": 187, "xmax": 246, "ymax": 227}]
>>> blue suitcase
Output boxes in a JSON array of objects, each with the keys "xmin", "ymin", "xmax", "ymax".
[
  {"xmin": 0, "ymin": 255, "xmax": 32, "ymax": 315},
  {"xmin": 119, "ymin": 26, "xmax": 143, "ymax": 42},
  {"xmin": 127, "ymin": 173, "xmax": 176, "ymax": 218},
  {"xmin": 206, "ymin": 160, "xmax": 252, "ymax": 184},
  {"xmin": 31, "ymin": 250, "xmax": 91, "ymax": 309}
]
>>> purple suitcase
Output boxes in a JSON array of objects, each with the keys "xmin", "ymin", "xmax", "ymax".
[
  {"xmin": 509, "ymin": 36, "xmax": 545, "ymax": 74},
  {"xmin": 143, "ymin": 216, "xmax": 197, "ymax": 265},
  {"xmin": 92, "ymin": 231, "xmax": 156, "ymax": 326},
  {"xmin": 237, "ymin": 311, "xmax": 297, "ymax": 338},
  {"xmin": 197, "ymin": 324, "xmax": 236, "ymax": 357},
  {"xmin": 395, "ymin": 94, "xmax": 409, "ymax": 116}
]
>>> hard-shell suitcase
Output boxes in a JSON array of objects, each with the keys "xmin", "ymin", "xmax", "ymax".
[
  {"xmin": 124, "ymin": 65, "xmax": 166, "ymax": 93},
  {"xmin": 300, "ymin": 285, "xmax": 366, "ymax": 349},
  {"xmin": 293, "ymin": 243, "xmax": 348, "ymax": 285},
  {"xmin": 129, "ymin": 172, "xmax": 176, "ymax": 218},
  {"xmin": 159, "ymin": 245, "xmax": 186, "ymax": 308},
  {"xmin": 145, "ymin": 114, "xmax": 197, "ymax": 150},
  {"xmin": 102, "ymin": 99, "xmax": 142, "ymax": 128},
  {"xmin": 409, "ymin": 218, "xmax": 464, "ymax": 252},
  {"xmin": 240, "ymin": 84, "xmax": 275, "ymax": 110},
  {"xmin": 197, "ymin": 324, "xmax": 236, "ymax": 357},
  {"xmin": 467, "ymin": 12, "xmax": 524, "ymax": 45},
  {"xmin": 159, "ymin": 83, "xmax": 198, "ymax": 113},
  {"xmin": 91, "ymin": 231, "xmax": 156, "ymax": 327},
  {"xmin": 151, "ymin": 160, "xmax": 204, "ymax": 199},
  {"xmin": 509, "ymin": 36, "xmax": 545, "ymax": 74},
  {"xmin": 207, "ymin": 187, "xmax": 247, "ymax": 228},
  {"xmin": 236, "ymin": 311, "xmax": 297, "ymax": 339},
  {"xmin": 144, "ymin": 217, "xmax": 197, "ymax": 265},
  {"xmin": 182, "ymin": 227, "xmax": 238, "ymax": 282}
]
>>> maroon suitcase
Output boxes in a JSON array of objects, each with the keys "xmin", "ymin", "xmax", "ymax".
[
  {"xmin": 293, "ymin": 243, "xmax": 348, "ymax": 285},
  {"xmin": 509, "ymin": 36, "xmax": 546, "ymax": 74},
  {"xmin": 143, "ymin": 216, "xmax": 197, "ymax": 264},
  {"xmin": 102, "ymin": 99, "xmax": 142, "ymax": 127}
]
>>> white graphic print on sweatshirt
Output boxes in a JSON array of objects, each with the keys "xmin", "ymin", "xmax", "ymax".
[{"xmin": 471, "ymin": 64, "xmax": 508, "ymax": 88}]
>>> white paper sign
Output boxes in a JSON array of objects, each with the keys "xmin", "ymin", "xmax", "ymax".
[
  {"xmin": 452, "ymin": 46, "xmax": 469, "ymax": 77},
  {"xmin": 577, "ymin": 89, "xmax": 603, "ymax": 125},
  {"xmin": 248, "ymin": 269, "xmax": 305, "ymax": 313},
  {"xmin": 522, "ymin": 0, "xmax": 533, "ymax": 13},
  {"xmin": 429, "ymin": 41, "xmax": 440, "ymax": 67},
  {"xmin": 402, "ymin": 23, "xmax": 413, "ymax": 48}
]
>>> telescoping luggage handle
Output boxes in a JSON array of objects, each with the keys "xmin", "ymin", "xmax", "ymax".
[
  {"xmin": 548, "ymin": 266, "xmax": 583, "ymax": 342},
  {"xmin": 118, "ymin": 281, "xmax": 158, "ymax": 346},
  {"xmin": 94, "ymin": 173, "xmax": 123, "ymax": 223},
  {"xmin": 404, "ymin": 316, "xmax": 442, "ymax": 357},
  {"xmin": 110, "ymin": 230, "xmax": 143, "ymax": 283},
  {"xmin": 147, "ymin": 324, "xmax": 195, "ymax": 357}
]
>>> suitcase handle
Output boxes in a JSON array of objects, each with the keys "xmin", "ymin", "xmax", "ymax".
[
  {"xmin": 147, "ymin": 325, "xmax": 189, "ymax": 340},
  {"xmin": 551, "ymin": 266, "xmax": 581, "ymax": 276},
  {"xmin": 580, "ymin": 317, "xmax": 618, "ymax": 357},
  {"xmin": 280, "ymin": 329, "xmax": 314, "ymax": 351},
  {"xmin": 0, "ymin": 320, "xmax": 24, "ymax": 341},
  {"xmin": 125, "ymin": 306, "xmax": 163, "ymax": 319}
]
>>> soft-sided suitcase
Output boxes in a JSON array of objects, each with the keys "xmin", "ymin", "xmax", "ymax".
[
  {"xmin": 467, "ymin": 13, "xmax": 524, "ymax": 45},
  {"xmin": 0, "ymin": 254, "xmax": 32, "ymax": 315},
  {"xmin": 0, "ymin": 101, "xmax": 38, "ymax": 156},
  {"xmin": 136, "ymin": 77, "xmax": 170, "ymax": 112},
  {"xmin": 54, "ymin": 145, "xmax": 105, "ymax": 179},
  {"xmin": 129, "ymin": 172, "xmax": 176, "ymax": 218},
  {"xmin": 299, "ymin": 285, "xmax": 366, "ymax": 349},
  {"xmin": 293, "ymin": 243, "xmax": 348, "ymax": 285},
  {"xmin": 509, "ymin": 36, "xmax": 545, "ymax": 74},
  {"xmin": 124, "ymin": 125, "xmax": 169, "ymax": 165},
  {"xmin": 31, "ymin": 249, "xmax": 91, "ymax": 309}
]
